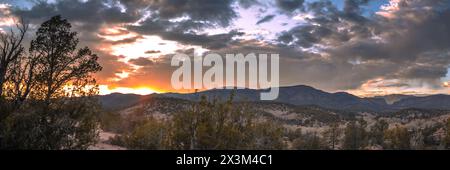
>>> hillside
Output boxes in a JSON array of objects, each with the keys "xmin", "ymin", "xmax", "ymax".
[{"xmin": 155, "ymin": 85, "xmax": 450, "ymax": 113}]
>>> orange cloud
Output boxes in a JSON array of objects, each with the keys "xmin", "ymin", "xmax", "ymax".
[{"xmin": 347, "ymin": 78, "xmax": 450, "ymax": 97}]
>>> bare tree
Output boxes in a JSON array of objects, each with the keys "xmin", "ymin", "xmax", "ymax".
[
  {"xmin": 0, "ymin": 19, "xmax": 28, "ymax": 97},
  {"xmin": 5, "ymin": 53, "xmax": 37, "ymax": 107}
]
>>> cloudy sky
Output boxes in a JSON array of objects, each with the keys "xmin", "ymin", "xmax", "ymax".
[{"xmin": 1, "ymin": 0, "xmax": 449, "ymax": 96}]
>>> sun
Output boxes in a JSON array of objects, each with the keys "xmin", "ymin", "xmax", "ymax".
[{"xmin": 99, "ymin": 85, "xmax": 159, "ymax": 95}]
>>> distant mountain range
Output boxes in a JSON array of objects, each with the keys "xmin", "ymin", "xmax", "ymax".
[{"xmin": 98, "ymin": 85, "xmax": 450, "ymax": 113}]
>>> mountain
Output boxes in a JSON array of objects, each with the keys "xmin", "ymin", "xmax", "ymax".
[
  {"xmin": 162, "ymin": 85, "xmax": 392, "ymax": 112},
  {"xmin": 97, "ymin": 93, "xmax": 152, "ymax": 110},
  {"xmin": 372, "ymin": 94, "xmax": 416, "ymax": 104},
  {"xmin": 392, "ymin": 94, "xmax": 450, "ymax": 110},
  {"xmin": 99, "ymin": 85, "xmax": 450, "ymax": 113},
  {"xmin": 97, "ymin": 88, "xmax": 450, "ymax": 151}
]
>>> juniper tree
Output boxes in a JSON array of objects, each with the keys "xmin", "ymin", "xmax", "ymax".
[
  {"xmin": 369, "ymin": 119, "xmax": 389, "ymax": 147},
  {"xmin": 322, "ymin": 122, "xmax": 341, "ymax": 149},
  {"xmin": 1, "ymin": 16, "xmax": 102, "ymax": 149}
]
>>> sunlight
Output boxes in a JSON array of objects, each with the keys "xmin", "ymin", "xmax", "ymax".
[
  {"xmin": 0, "ymin": 3, "xmax": 15, "ymax": 31},
  {"xmin": 293, "ymin": 12, "xmax": 314, "ymax": 22},
  {"xmin": 98, "ymin": 27, "xmax": 134, "ymax": 41},
  {"xmin": 99, "ymin": 85, "xmax": 159, "ymax": 95},
  {"xmin": 110, "ymin": 35, "xmax": 181, "ymax": 60},
  {"xmin": 97, "ymin": 26, "xmax": 185, "ymax": 60}
]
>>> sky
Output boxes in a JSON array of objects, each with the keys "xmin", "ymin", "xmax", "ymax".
[{"xmin": 0, "ymin": 0, "xmax": 449, "ymax": 96}]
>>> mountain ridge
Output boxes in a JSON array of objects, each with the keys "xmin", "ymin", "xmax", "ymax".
[{"xmin": 98, "ymin": 85, "xmax": 450, "ymax": 113}]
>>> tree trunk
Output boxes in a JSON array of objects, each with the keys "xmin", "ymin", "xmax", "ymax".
[{"xmin": 0, "ymin": 66, "xmax": 6, "ymax": 97}]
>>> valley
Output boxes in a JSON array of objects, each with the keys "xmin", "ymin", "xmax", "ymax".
[{"xmin": 97, "ymin": 85, "xmax": 450, "ymax": 150}]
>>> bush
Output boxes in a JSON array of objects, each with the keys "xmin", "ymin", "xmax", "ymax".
[
  {"xmin": 116, "ymin": 94, "xmax": 286, "ymax": 150},
  {"xmin": 1, "ymin": 98, "xmax": 100, "ymax": 149}
]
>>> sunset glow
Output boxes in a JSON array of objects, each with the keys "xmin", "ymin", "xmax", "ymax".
[
  {"xmin": 4, "ymin": 0, "xmax": 450, "ymax": 153},
  {"xmin": 99, "ymin": 85, "xmax": 159, "ymax": 95},
  {"xmin": 0, "ymin": 3, "xmax": 15, "ymax": 32},
  {"xmin": 109, "ymin": 35, "xmax": 182, "ymax": 60},
  {"xmin": 2, "ymin": 0, "xmax": 450, "ymax": 97}
]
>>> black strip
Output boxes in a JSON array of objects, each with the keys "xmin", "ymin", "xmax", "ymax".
[{"xmin": 0, "ymin": 150, "xmax": 448, "ymax": 169}]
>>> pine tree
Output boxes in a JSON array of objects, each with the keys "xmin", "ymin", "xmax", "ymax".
[
  {"xmin": 343, "ymin": 119, "xmax": 368, "ymax": 150},
  {"xmin": 411, "ymin": 128, "xmax": 425, "ymax": 150},
  {"xmin": 369, "ymin": 119, "xmax": 389, "ymax": 147},
  {"xmin": 384, "ymin": 125, "xmax": 411, "ymax": 150},
  {"xmin": 293, "ymin": 131, "xmax": 323, "ymax": 150},
  {"xmin": 322, "ymin": 122, "xmax": 341, "ymax": 149},
  {"xmin": 1, "ymin": 16, "xmax": 102, "ymax": 149},
  {"xmin": 29, "ymin": 15, "xmax": 101, "ymax": 105},
  {"xmin": 169, "ymin": 94, "xmax": 285, "ymax": 150},
  {"xmin": 444, "ymin": 118, "xmax": 450, "ymax": 149}
]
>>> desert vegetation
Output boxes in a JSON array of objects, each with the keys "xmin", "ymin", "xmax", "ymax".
[
  {"xmin": 0, "ymin": 16, "xmax": 102, "ymax": 149},
  {"xmin": 101, "ymin": 94, "xmax": 450, "ymax": 150},
  {"xmin": 109, "ymin": 94, "xmax": 285, "ymax": 150}
]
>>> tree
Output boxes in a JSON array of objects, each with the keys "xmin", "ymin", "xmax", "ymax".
[
  {"xmin": 420, "ymin": 125, "xmax": 441, "ymax": 149},
  {"xmin": 252, "ymin": 120, "xmax": 285, "ymax": 150},
  {"xmin": 411, "ymin": 128, "xmax": 425, "ymax": 150},
  {"xmin": 29, "ymin": 15, "xmax": 101, "ymax": 105},
  {"xmin": 384, "ymin": 125, "xmax": 411, "ymax": 150},
  {"xmin": 369, "ymin": 119, "xmax": 389, "ymax": 147},
  {"xmin": 122, "ymin": 117, "xmax": 170, "ymax": 150},
  {"xmin": 443, "ymin": 118, "xmax": 450, "ymax": 149},
  {"xmin": 4, "ymin": 52, "xmax": 38, "ymax": 108},
  {"xmin": 165, "ymin": 94, "xmax": 285, "ymax": 150},
  {"xmin": 322, "ymin": 122, "xmax": 341, "ymax": 149},
  {"xmin": 1, "ymin": 15, "xmax": 102, "ymax": 149},
  {"xmin": 343, "ymin": 119, "xmax": 368, "ymax": 150},
  {"xmin": 0, "ymin": 19, "xmax": 28, "ymax": 97},
  {"xmin": 292, "ymin": 131, "xmax": 323, "ymax": 150}
]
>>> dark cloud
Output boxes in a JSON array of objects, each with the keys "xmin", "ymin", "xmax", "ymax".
[
  {"xmin": 344, "ymin": 0, "xmax": 370, "ymax": 13},
  {"xmin": 159, "ymin": 30, "xmax": 244, "ymax": 50},
  {"xmin": 94, "ymin": 52, "xmax": 134, "ymax": 85},
  {"xmin": 11, "ymin": 0, "xmax": 142, "ymax": 52},
  {"xmin": 9, "ymin": 0, "xmax": 251, "ymax": 51},
  {"xmin": 9, "ymin": 0, "xmax": 243, "ymax": 55},
  {"xmin": 186, "ymin": 39, "xmax": 389, "ymax": 91},
  {"xmin": 109, "ymin": 35, "xmax": 144, "ymax": 45},
  {"xmin": 256, "ymin": 14, "xmax": 275, "ymax": 25},
  {"xmin": 276, "ymin": 0, "xmax": 304, "ymax": 12},
  {"xmin": 14, "ymin": 0, "xmax": 140, "ymax": 31},
  {"xmin": 145, "ymin": 50, "xmax": 161, "ymax": 54},
  {"xmin": 129, "ymin": 57, "xmax": 154, "ymax": 66},
  {"xmin": 211, "ymin": 39, "xmax": 309, "ymax": 60},
  {"xmin": 278, "ymin": 0, "xmax": 372, "ymax": 48},
  {"xmin": 6, "ymin": 0, "xmax": 450, "ymax": 93},
  {"xmin": 277, "ymin": 0, "xmax": 450, "ymax": 90},
  {"xmin": 128, "ymin": 18, "xmax": 245, "ymax": 49},
  {"xmin": 118, "ymin": 0, "xmax": 245, "ymax": 50},
  {"xmin": 398, "ymin": 65, "xmax": 448, "ymax": 80},
  {"xmin": 238, "ymin": 0, "xmax": 262, "ymax": 9},
  {"xmin": 118, "ymin": 0, "xmax": 238, "ymax": 27}
]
